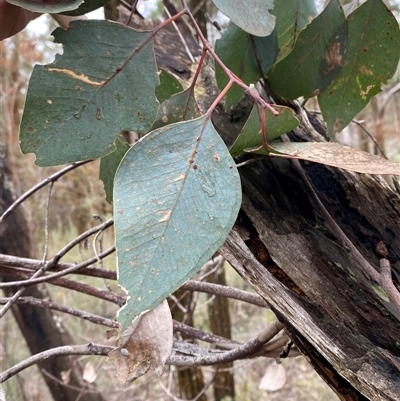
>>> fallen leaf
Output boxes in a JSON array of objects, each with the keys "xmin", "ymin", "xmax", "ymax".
[
  {"xmin": 83, "ymin": 362, "xmax": 97, "ymax": 383},
  {"xmin": 259, "ymin": 362, "xmax": 286, "ymax": 391}
]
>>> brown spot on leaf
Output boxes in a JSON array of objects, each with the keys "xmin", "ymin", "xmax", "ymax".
[
  {"xmin": 324, "ymin": 42, "xmax": 342, "ymax": 74},
  {"xmin": 359, "ymin": 65, "xmax": 373, "ymax": 75},
  {"xmin": 333, "ymin": 118, "xmax": 342, "ymax": 133}
]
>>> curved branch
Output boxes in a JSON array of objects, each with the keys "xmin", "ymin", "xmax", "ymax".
[
  {"xmin": 0, "ymin": 344, "xmax": 114, "ymax": 383},
  {"xmin": 0, "ymin": 161, "xmax": 90, "ymax": 223},
  {"xmin": 0, "ymin": 296, "xmax": 119, "ymax": 328},
  {"xmin": 0, "ymin": 246, "xmax": 115, "ymax": 289},
  {"xmin": 1, "ymin": 254, "xmax": 268, "ymax": 307}
]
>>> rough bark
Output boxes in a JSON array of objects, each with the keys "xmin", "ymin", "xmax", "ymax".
[
  {"xmin": 118, "ymin": 5, "xmax": 400, "ymax": 397},
  {"xmin": 218, "ymin": 116, "xmax": 400, "ymax": 400}
]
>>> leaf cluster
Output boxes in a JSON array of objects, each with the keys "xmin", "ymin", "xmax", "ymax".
[{"xmin": 14, "ymin": 0, "xmax": 400, "ymax": 335}]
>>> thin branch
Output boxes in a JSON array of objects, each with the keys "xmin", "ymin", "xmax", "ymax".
[
  {"xmin": 164, "ymin": 5, "xmax": 195, "ymax": 63},
  {"xmin": 0, "ymin": 322, "xmax": 287, "ymax": 382},
  {"xmin": 181, "ymin": 280, "xmax": 269, "ymax": 308},
  {"xmin": 42, "ymin": 181, "xmax": 54, "ymax": 263},
  {"xmin": 50, "ymin": 218, "xmax": 113, "ymax": 266},
  {"xmin": 170, "ymin": 320, "xmax": 284, "ymax": 366},
  {"xmin": 0, "ymin": 254, "xmax": 116, "ymax": 280},
  {"xmin": 351, "ymin": 119, "xmax": 388, "ymax": 159},
  {"xmin": 0, "ymin": 161, "xmax": 90, "ymax": 223},
  {"xmin": 0, "ymin": 344, "xmax": 114, "ymax": 383},
  {"xmin": 0, "ymin": 246, "xmax": 115, "ymax": 289},
  {"xmin": 173, "ymin": 320, "xmax": 241, "ymax": 349},
  {"xmin": 1, "ymin": 253, "xmax": 268, "ymax": 307},
  {"xmin": 0, "ymin": 296, "xmax": 119, "ymax": 328},
  {"xmin": 0, "ymin": 266, "xmax": 125, "ymax": 306}
]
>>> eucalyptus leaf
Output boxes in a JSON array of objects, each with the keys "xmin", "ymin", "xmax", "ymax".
[
  {"xmin": 230, "ymin": 104, "xmax": 299, "ymax": 158},
  {"xmin": 215, "ymin": 23, "xmax": 278, "ymax": 110},
  {"xmin": 249, "ymin": 142, "xmax": 400, "ymax": 175},
  {"xmin": 155, "ymin": 69, "xmax": 184, "ymax": 104},
  {"xmin": 151, "ymin": 89, "xmax": 200, "ymax": 130},
  {"xmin": 318, "ymin": 0, "xmax": 400, "ymax": 136},
  {"xmin": 6, "ymin": 0, "xmax": 82, "ymax": 13},
  {"xmin": 20, "ymin": 20, "xmax": 159, "ymax": 166},
  {"xmin": 212, "ymin": 0, "xmax": 275, "ymax": 37},
  {"xmin": 62, "ymin": 0, "xmax": 110, "ymax": 16},
  {"xmin": 267, "ymin": 0, "xmax": 347, "ymax": 99},
  {"xmin": 271, "ymin": 0, "xmax": 317, "ymax": 61},
  {"xmin": 99, "ymin": 136, "xmax": 130, "ymax": 203},
  {"xmin": 114, "ymin": 117, "xmax": 241, "ymax": 331}
]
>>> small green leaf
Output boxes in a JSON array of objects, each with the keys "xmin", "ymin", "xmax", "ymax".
[
  {"xmin": 212, "ymin": 0, "xmax": 275, "ymax": 37},
  {"xmin": 318, "ymin": 0, "xmax": 400, "ymax": 136},
  {"xmin": 62, "ymin": 0, "xmax": 110, "ymax": 16},
  {"xmin": 114, "ymin": 117, "xmax": 241, "ymax": 331},
  {"xmin": 99, "ymin": 136, "xmax": 130, "ymax": 203},
  {"xmin": 250, "ymin": 142, "xmax": 400, "ymax": 175},
  {"xmin": 155, "ymin": 69, "xmax": 184, "ymax": 104},
  {"xmin": 271, "ymin": 0, "xmax": 317, "ymax": 61},
  {"xmin": 267, "ymin": 0, "xmax": 347, "ymax": 99},
  {"xmin": 215, "ymin": 22, "xmax": 278, "ymax": 110},
  {"xmin": 151, "ymin": 89, "xmax": 200, "ymax": 130},
  {"xmin": 20, "ymin": 20, "xmax": 159, "ymax": 166},
  {"xmin": 229, "ymin": 104, "xmax": 299, "ymax": 158},
  {"xmin": 7, "ymin": 0, "xmax": 83, "ymax": 13}
]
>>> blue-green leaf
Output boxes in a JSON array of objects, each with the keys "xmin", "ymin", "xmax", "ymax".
[
  {"xmin": 212, "ymin": 0, "xmax": 275, "ymax": 37},
  {"xmin": 7, "ymin": 0, "xmax": 82, "ymax": 13},
  {"xmin": 114, "ymin": 117, "xmax": 241, "ymax": 331},
  {"xmin": 20, "ymin": 20, "xmax": 159, "ymax": 166}
]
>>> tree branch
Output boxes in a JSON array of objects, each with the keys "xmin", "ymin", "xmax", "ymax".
[
  {"xmin": 0, "ymin": 161, "xmax": 90, "ymax": 223},
  {"xmin": 0, "ymin": 254, "xmax": 268, "ymax": 307},
  {"xmin": 0, "ymin": 344, "xmax": 114, "ymax": 383},
  {"xmin": 0, "ymin": 296, "xmax": 119, "ymax": 328}
]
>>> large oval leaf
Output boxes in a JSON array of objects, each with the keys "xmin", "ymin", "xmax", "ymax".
[
  {"xmin": 215, "ymin": 22, "xmax": 278, "ymax": 110},
  {"xmin": 114, "ymin": 117, "xmax": 242, "ymax": 331},
  {"xmin": 318, "ymin": 0, "xmax": 400, "ymax": 136},
  {"xmin": 20, "ymin": 20, "xmax": 159, "ymax": 166},
  {"xmin": 267, "ymin": 0, "xmax": 347, "ymax": 99},
  {"xmin": 212, "ymin": 0, "xmax": 275, "ymax": 37},
  {"xmin": 271, "ymin": 0, "xmax": 317, "ymax": 61},
  {"xmin": 62, "ymin": 0, "xmax": 110, "ymax": 16},
  {"xmin": 7, "ymin": 0, "xmax": 82, "ymax": 13}
]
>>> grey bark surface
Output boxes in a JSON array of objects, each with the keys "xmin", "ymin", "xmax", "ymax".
[{"xmin": 218, "ymin": 115, "xmax": 400, "ymax": 400}]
